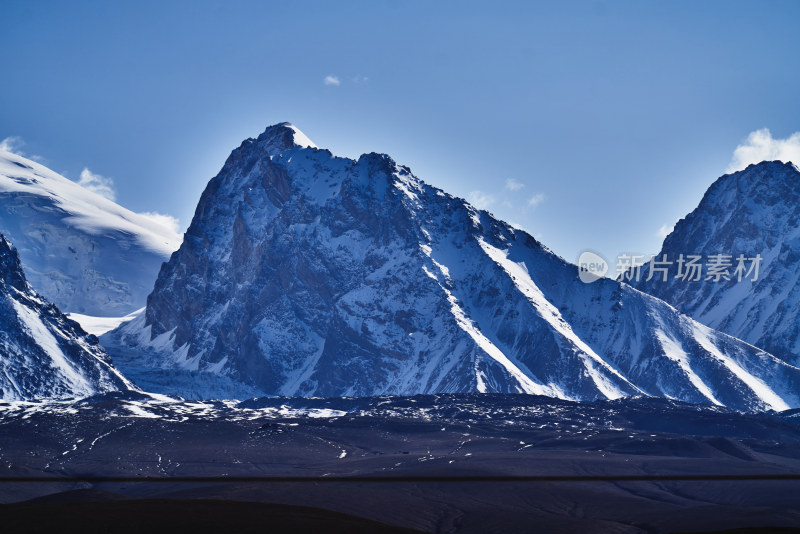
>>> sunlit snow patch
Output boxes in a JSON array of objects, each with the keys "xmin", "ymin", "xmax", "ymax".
[{"xmin": 68, "ymin": 308, "xmax": 143, "ymax": 336}]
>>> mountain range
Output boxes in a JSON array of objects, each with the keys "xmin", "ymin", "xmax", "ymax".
[{"xmin": 96, "ymin": 123, "xmax": 800, "ymax": 411}]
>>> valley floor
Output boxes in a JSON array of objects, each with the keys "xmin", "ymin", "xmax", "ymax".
[{"xmin": 2, "ymin": 393, "xmax": 800, "ymax": 533}]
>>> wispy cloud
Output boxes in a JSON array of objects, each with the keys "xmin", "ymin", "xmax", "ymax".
[
  {"xmin": 0, "ymin": 136, "xmax": 45, "ymax": 162},
  {"xmin": 0, "ymin": 136, "xmax": 24, "ymax": 155},
  {"xmin": 504, "ymin": 178, "xmax": 524, "ymax": 191},
  {"xmin": 138, "ymin": 211, "xmax": 181, "ymax": 235},
  {"xmin": 324, "ymin": 74, "xmax": 369, "ymax": 87},
  {"xmin": 527, "ymin": 193, "xmax": 545, "ymax": 208},
  {"xmin": 78, "ymin": 167, "xmax": 116, "ymax": 201},
  {"xmin": 468, "ymin": 190, "xmax": 495, "ymax": 210},
  {"xmin": 657, "ymin": 223, "xmax": 674, "ymax": 240},
  {"xmin": 727, "ymin": 128, "xmax": 800, "ymax": 172}
]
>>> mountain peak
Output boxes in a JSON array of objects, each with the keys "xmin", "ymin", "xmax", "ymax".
[
  {"xmin": 634, "ymin": 160, "xmax": 800, "ymax": 365},
  {"xmin": 742, "ymin": 159, "xmax": 798, "ymax": 171},
  {"xmin": 254, "ymin": 122, "xmax": 317, "ymax": 153},
  {"xmin": 689, "ymin": 160, "xmax": 800, "ymax": 217}
]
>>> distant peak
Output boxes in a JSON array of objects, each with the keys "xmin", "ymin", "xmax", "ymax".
[
  {"xmin": 735, "ymin": 159, "xmax": 799, "ymax": 176},
  {"xmin": 255, "ymin": 123, "xmax": 317, "ymax": 153},
  {"xmin": 705, "ymin": 159, "xmax": 800, "ymax": 206}
]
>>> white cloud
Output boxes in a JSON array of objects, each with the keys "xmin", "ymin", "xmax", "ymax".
[
  {"xmin": 657, "ymin": 223, "xmax": 674, "ymax": 239},
  {"xmin": 504, "ymin": 178, "xmax": 524, "ymax": 191},
  {"xmin": 527, "ymin": 193, "xmax": 545, "ymax": 208},
  {"xmin": 352, "ymin": 75, "xmax": 369, "ymax": 84},
  {"xmin": 727, "ymin": 128, "xmax": 800, "ymax": 173},
  {"xmin": 323, "ymin": 75, "xmax": 341, "ymax": 86},
  {"xmin": 0, "ymin": 137, "xmax": 44, "ymax": 162},
  {"xmin": 78, "ymin": 167, "xmax": 116, "ymax": 201},
  {"xmin": 0, "ymin": 136, "xmax": 24, "ymax": 154},
  {"xmin": 138, "ymin": 211, "xmax": 182, "ymax": 235},
  {"xmin": 468, "ymin": 190, "xmax": 495, "ymax": 210}
]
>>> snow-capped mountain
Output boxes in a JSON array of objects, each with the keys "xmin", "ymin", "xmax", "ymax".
[
  {"xmin": 0, "ymin": 232, "xmax": 134, "ymax": 400},
  {"xmin": 0, "ymin": 149, "xmax": 181, "ymax": 317},
  {"xmin": 633, "ymin": 161, "xmax": 800, "ymax": 366},
  {"xmin": 104, "ymin": 124, "xmax": 800, "ymax": 411}
]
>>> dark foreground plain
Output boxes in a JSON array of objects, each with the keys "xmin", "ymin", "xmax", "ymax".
[{"xmin": 2, "ymin": 393, "xmax": 800, "ymax": 533}]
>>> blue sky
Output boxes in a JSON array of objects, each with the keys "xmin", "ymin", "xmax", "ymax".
[{"xmin": 2, "ymin": 0, "xmax": 800, "ymax": 263}]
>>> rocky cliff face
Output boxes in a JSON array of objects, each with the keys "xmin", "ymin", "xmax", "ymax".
[
  {"xmin": 0, "ymin": 233, "xmax": 134, "ymax": 400},
  {"xmin": 633, "ymin": 161, "xmax": 800, "ymax": 366},
  {"xmin": 105, "ymin": 124, "xmax": 800, "ymax": 410}
]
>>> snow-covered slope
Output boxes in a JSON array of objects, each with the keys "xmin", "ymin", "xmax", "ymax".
[
  {"xmin": 0, "ymin": 150, "xmax": 181, "ymax": 316},
  {"xmin": 66, "ymin": 309, "xmax": 141, "ymax": 337},
  {"xmin": 633, "ymin": 161, "xmax": 800, "ymax": 366},
  {"xmin": 104, "ymin": 124, "xmax": 800, "ymax": 410},
  {"xmin": 0, "ymin": 233, "xmax": 135, "ymax": 400}
]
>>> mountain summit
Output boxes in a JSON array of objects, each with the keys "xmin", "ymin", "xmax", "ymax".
[
  {"xmin": 256, "ymin": 122, "xmax": 318, "ymax": 151},
  {"xmin": 633, "ymin": 160, "xmax": 800, "ymax": 365},
  {"xmin": 105, "ymin": 124, "xmax": 800, "ymax": 410}
]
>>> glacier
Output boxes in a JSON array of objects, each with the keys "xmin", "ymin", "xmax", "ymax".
[{"xmin": 0, "ymin": 149, "xmax": 181, "ymax": 317}]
